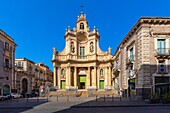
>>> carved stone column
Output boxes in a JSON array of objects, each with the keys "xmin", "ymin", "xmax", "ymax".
[
  {"xmin": 66, "ymin": 67, "xmax": 69, "ymax": 87},
  {"xmin": 105, "ymin": 67, "xmax": 108, "ymax": 86},
  {"xmin": 108, "ymin": 66, "xmax": 111, "ymax": 86},
  {"xmin": 87, "ymin": 67, "xmax": 90, "ymax": 87},
  {"xmin": 74, "ymin": 67, "xmax": 77, "ymax": 87},
  {"xmin": 93, "ymin": 67, "xmax": 97, "ymax": 86},
  {"xmin": 53, "ymin": 66, "xmax": 57, "ymax": 87},
  {"xmin": 58, "ymin": 67, "xmax": 61, "ymax": 89},
  {"xmin": 97, "ymin": 67, "xmax": 100, "ymax": 89}
]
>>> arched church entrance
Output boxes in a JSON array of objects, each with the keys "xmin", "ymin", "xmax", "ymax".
[{"xmin": 22, "ymin": 78, "xmax": 28, "ymax": 93}]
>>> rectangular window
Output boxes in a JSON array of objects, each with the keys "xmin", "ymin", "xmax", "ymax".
[
  {"xmin": 18, "ymin": 62, "xmax": 23, "ymax": 67},
  {"xmin": 80, "ymin": 47, "xmax": 85, "ymax": 56},
  {"xmin": 129, "ymin": 48, "xmax": 134, "ymax": 61},
  {"xmin": 157, "ymin": 39, "xmax": 166, "ymax": 54},
  {"xmin": 5, "ymin": 59, "xmax": 9, "ymax": 67},
  {"xmin": 80, "ymin": 47, "xmax": 85, "ymax": 59},
  {"xmin": 4, "ymin": 42, "xmax": 9, "ymax": 50},
  {"xmin": 10, "ymin": 46, "xmax": 12, "ymax": 52}
]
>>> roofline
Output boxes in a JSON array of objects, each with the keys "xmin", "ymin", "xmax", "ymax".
[
  {"xmin": 0, "ymin": 29, "xmax": 17, "ymax": 46},
  {"xmin": 15, "ymin": 58, "xmax": 35, "ymax": 64},
  {"xmin": 114, "ymin": 17, "xmax": 170, "ymax": 55}
]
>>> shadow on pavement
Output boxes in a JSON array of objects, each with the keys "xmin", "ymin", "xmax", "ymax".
[
  {"xmin": 0, "ymin": 97, "xmax": 48, "ymax": 113},
  {"xmin": 53, "ymin": 97, "xmax": 141, "ymax": 113}
]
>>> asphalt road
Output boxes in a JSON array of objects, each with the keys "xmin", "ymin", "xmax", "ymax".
[
  {"xmin": 55, "ymin": 106, "xmax": 170, "ymax": 113},
  {"xmin": 0, "ymin": 106, "xmax": 170, "ymax": 113}
]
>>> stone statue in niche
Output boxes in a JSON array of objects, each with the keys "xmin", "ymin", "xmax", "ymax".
[
  {"xmin": 90, "ymin": 42, "xmax": 94, "ymax": 52},
  {"xmin": 71, "ymin": 42, "xmax": 75, "ymax": 53}
]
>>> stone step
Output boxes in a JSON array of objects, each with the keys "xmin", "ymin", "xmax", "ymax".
[{"xmin": 48, "ymin": 90, "xmax": 115, "ymax": 97}]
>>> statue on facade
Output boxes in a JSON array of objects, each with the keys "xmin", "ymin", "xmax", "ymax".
[
  {"xmin": 52, "ymin": 48, "xmax": 57, "ymax": 60},
  {"xmin": 71, "ymin": 42, "xmax": 75, "ymax": 53},
  {"xmin": 90, "ymin": 42, "xmax": 94, "ymax": 52},
  {"xmin": 52, "ymin": 47, "xmax": 56, "ymax": 54}
]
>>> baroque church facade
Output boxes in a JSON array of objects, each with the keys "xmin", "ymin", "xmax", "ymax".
[{"xmin": 52, "ymin": 12, "xmax": 114, "ymax": 91}]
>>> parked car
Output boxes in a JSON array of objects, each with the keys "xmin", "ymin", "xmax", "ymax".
[
  {"xmin": 0, "ymin": 95, "xmax": 9, "ymax": 101},
  {"xmin": 21, "ymin": 93, "xmax": 31, "ymax": 98},
  {"xmin": 11, "ymin": 93, "xmax": 22, "ymax": 99},
  {"xmin": 30, "ymin": 92, "xmax": 39, "ymax": 97}
]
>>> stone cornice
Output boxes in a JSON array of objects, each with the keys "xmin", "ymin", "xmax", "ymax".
[
  {"xmin": 114, "ymin": 17, "xmax": 170, "ymax": 55},
  {"xmin": 0, "ymin": 29, "xmax": 17, "ymax": 46}
]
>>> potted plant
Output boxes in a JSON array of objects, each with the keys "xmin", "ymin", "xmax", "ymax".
[
  {"xmin": 162, "ymin": 93, "xmax": 170, "ymax": 104},
  {"xmin": 148, "ymin": 93, "xmax": 160, "ymax": 104}
]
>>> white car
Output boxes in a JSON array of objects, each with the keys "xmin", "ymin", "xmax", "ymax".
[
  {"xmin": 11, "ymin": 93, "xmax": 22, "ymax": 99},
  {"xmin": 0, "ymin": 95, "xmax": 8, "ymax": 100}
]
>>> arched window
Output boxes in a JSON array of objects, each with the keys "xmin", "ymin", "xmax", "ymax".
[
  {"xmin": 3, "ymin": 84, "xmax": 10, "ymax": 95},
  {"xmin": 100, "ymin": 69, "xmax": 104, "ymax": 76},
  {"xmin": 80, "ymin": 23, "xmax": 84, "ymax": 30}
]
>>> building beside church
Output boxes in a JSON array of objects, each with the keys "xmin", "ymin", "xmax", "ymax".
[
  {"xmin": 52, "ymin": 12, "xmax": 114, "ymax": 91},
  {"xmin": 113, "ymin": 17, "xmax": 170, "ymax": 98},
  {"xmin": 0, "ymin": 29, "xmax": 17, "ymax": 95},
  {"xmin": 15, "ymin": 58, "xmax": 53, "ymax": 94}
]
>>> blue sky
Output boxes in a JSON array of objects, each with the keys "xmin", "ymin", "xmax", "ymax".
[{"xmin": 1, "ymin": 0, "xmax": 170, "ymax": 70}]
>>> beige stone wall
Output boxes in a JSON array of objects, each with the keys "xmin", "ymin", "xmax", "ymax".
[
  {"xmin": 52, "ymin": 12, "xmax": 113, "ymax": 90},
  {"xmin": 114, "ymin": 18, "xmax": 170, "ymax": 97},
  {"xmin": 0, "ymin": 30, "xmax": 16, "ymax": 95},
  {"xmin": 15, "ymin": 58, "xmax": 53, "ymax": 93}
]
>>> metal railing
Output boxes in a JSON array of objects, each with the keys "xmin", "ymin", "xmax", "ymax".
[
  {"xmin": 55, "ymin": 54, "xmax": 111, "ymax": 61},
  {"xmin": 156, "ymin": 48, "xmax": 170, "ymax": 55},
  {"xmin": 126, "ymin": 55, "xmax": 135, "ymax": 64},
  {"xmin": 77, "ymin": 55, "xmax": 87, "ymax": 59}
]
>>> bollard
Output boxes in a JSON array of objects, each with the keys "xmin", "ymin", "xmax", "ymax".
[
  {"xmin": 67, "ymin": 95, "xmax": 69, "ymax": 102},
  {"xmin": 47, "ymin": 94, "xmax": 48, "ymax": 102},
  {"xmin": 112, "ymin": 94, "xmax": 114, "ymax": 101},
  {"xmin": 120, "ymin": 95, "xmax": 122, "ymax": 101},
  {"xmin": 96, "ymin": 95, "xmax": 97, "ymax": 101},
  {"xmin": 27, "ymin": 96, "xmax": 28, "ymax": 102},
  {"xmin": 37, "ymin": 95, "xmax": 39, "ymax": 102},
  {"xmin": 104, "ymin": 95, "xmax": 105, "ymax": 101},
  {"xmin": 56, "ymin": 95, "xmax": 58, "ymax": 102}
]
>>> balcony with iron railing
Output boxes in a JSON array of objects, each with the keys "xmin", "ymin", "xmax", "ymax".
[
  {"xmin": 155, "ymin": 48, "xmax": 170, "ymax": 59},
  {"xmin": 4, "ymin": 64, "xmax": 12, "ymax": 71},
  {"xmin": 126, "ymin": 55, "xmax": 135, "ymax": 65},
  {"xmin": 54, "ymin": 54, "xmax": 113, "ymax": 62},
  {"xmin": 113, "ymin": 63, "xmax": 120, "ymax": 76}
]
